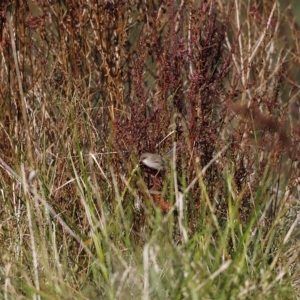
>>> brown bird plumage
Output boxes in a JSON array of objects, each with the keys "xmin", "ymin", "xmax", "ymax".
[{"xmin": 139, "ymin": 153, "xmax": 164, "ymax": 171}]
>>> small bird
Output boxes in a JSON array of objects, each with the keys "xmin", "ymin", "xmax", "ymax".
[{"xmin": 139, "ymin": 152, "xmax": 165, "ymax": 171}]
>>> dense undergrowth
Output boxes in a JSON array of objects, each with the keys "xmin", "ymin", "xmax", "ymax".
[{"xmin": 0, "ymin": 0, "xmax": 300, "ymax": 299}]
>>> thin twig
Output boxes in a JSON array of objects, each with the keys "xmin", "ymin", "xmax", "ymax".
[{"xmin": 7, "ymin": 10, "xmax": 33, "ymax": 164}]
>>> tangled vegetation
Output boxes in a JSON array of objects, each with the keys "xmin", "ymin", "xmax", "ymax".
[{"xmin": 0, "ymin": 1, "xmax": 299, "ymax": 299}]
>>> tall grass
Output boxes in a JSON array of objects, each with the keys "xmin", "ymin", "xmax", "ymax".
[{"xmin": 0, "ymin": 0, "xmax": 299, "ymax": 299}]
